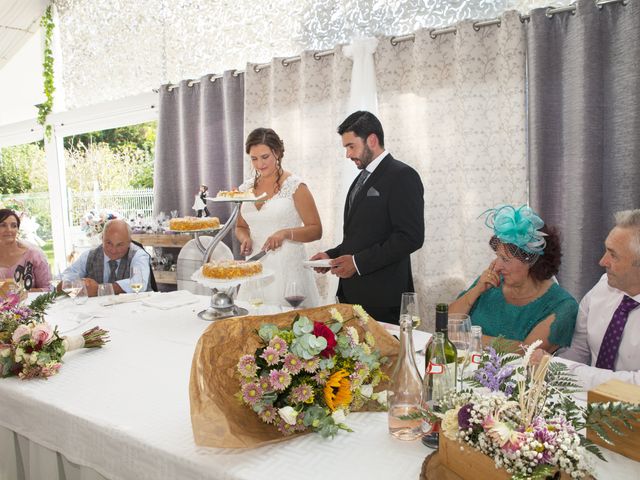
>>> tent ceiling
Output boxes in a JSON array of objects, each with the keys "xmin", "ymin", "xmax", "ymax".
[{"xmin": 0, "ymin": 0, "xmax": 48, "ymax": 70}]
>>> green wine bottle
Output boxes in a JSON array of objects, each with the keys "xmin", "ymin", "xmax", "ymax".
[{"xmin": 425, "ymin": 303, "xmax": 457, "ymax": 391}]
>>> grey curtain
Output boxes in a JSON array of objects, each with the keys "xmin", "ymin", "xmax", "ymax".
[
  {"xmin": 528, "ymin": 0, "xmax": 640, "ymax": 300},
  {"xmin": 154, "ymin": 71, "xmax": 244, "ymax": 227}
]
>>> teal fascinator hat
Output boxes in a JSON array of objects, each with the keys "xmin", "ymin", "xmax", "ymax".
[{"xmin": 483, "ymin": 205, "xmax": 547, "ymax": 257}]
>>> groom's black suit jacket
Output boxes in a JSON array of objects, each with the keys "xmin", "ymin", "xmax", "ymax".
[{"xmin": 326, "ymin": 154, "xmax": 424, "ymax": 311}]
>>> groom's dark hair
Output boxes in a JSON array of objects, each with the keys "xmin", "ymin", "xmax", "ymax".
[{"xmin": 337, "ymin": 111, "xmax": 385, "ymax": 148}]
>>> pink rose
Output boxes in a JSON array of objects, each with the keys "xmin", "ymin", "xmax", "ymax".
[
  {"xmin": 12, "ymin": 325, "xmax": 31, "ymax": 344},
  {"xmin": 32, "ymin": 323, "xmax": 54, "ymax": 348}
]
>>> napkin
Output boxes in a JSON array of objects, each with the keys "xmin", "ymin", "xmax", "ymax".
[
  {"xmin": 141, "ymin": 290, "xmax": 200, "ymax": 310},
  {"xmin": 101, "ymin": 292, "xmax": 152, "ymax": 306}
]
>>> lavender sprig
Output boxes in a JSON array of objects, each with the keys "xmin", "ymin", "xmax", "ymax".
[{"xmin": 474, "ymin": 347, "xmax": 517, "ymax": 395}]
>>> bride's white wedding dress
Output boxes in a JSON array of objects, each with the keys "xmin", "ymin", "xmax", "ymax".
[{"xmin": 236, "ymin": 175, "xmax": 321, "ymax": 308}]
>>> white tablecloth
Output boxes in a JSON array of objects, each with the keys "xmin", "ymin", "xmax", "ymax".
[{"xmin": 0, "ymin": 294, "xmax": 428, "ymax": 480}]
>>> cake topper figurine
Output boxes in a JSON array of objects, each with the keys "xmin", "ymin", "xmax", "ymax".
[{"xmin": 193, "ymin": 184, "xmax": 210, "ymax": 217}]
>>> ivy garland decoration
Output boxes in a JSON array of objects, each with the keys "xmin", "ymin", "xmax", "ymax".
[{"xmin": 37, "ymin": 5, "xmax": 55, "ymax": 139}]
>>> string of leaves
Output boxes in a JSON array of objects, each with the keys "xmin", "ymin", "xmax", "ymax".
[
  {"xmin": 28, "ymin": 290, "xmax": 61, "ymax": 320},
  {"xmin": 37, "ymin": 5, "xmax": 55, "ymax": 139}
]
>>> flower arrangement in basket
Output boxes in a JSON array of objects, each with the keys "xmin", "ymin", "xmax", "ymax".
[
  {"xmin": 0, "ymin": 292, "xmax": 109, "ymax": 379},
  {"xmin": 432, "ymin": 340, "xmax": 640, "ymax": 479},
  {"xmin": 81, "ymin": 209, "xmax": 120, "ymax": 238},
  {"xmin": 236, "ymin": 306, "xmax": 388, "ymax": 437}
]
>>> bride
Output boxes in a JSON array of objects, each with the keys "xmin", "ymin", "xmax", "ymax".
[{"xmin": 235, "ymin": 128, "xmax": 322, "ymax": 307}]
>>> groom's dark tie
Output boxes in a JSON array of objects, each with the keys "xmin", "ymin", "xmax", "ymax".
[{"xmin": 348, "ymin": 170, "xmax": 370, "ymax": 210}]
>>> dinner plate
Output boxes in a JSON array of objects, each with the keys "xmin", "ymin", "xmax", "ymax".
[{"xmin": 302, "ymin": 259, "xmax": 332, "ymax": 268}]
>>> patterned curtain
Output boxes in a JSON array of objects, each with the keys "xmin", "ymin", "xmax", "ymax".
[
  {"xmin": 374, "ymin": 11, "xmax": 528, "ymax": 328},
  {"xmin": 243, "ymin": 52, "xmax": 352, "ymax": 302}
]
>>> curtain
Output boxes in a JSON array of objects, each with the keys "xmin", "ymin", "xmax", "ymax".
[
  {"xmin": 154, "ymin": 72, "xmax": 245, "ymax": 230},
  {"xmin": 528, "ymin": 0, "xmax": 640, "ymax": 300},
  {"xmin": 375, "ymin": 11, "xmax": 528, "ymax": 328},
  {"xmin": 244, "ymin": 51, "xmax": 352, "ymax": 302}
]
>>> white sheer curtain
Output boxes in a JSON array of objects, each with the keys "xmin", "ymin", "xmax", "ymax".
[
  {"xmin": 243, "ymin": 52, "xmax": 352, "ymax": 302},
  {"xmin": 375, "ymin": 11, "xmax": 528, "ymax": 327}
]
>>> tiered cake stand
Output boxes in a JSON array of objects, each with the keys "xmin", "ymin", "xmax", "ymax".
[{"xmin": 190, "ymin": 194, "xmax": 271, "ymax": 321}]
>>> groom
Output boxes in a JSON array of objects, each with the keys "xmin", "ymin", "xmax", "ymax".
[{"xmin": 311, "ymin": 111, "xmax": 424, "ymax": 324}]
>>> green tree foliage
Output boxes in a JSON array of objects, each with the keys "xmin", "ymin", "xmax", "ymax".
[{"xmin": 0, "ymin": 143, "xmax": 47, "ymax": 194}]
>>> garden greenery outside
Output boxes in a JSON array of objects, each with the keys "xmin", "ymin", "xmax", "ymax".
[{"xmin": 0, "ymin": 121, "xmax": 156, "ymax": 266}]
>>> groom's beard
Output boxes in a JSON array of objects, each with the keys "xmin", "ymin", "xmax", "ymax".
[{"xmin": 354, "ymin": 144, "xmax": 374, "ymax": 169}]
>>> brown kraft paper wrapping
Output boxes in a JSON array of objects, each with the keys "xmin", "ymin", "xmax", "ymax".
[{"xmin": 189, "ymin": 303, "xmax": 400, "ymax": 448}]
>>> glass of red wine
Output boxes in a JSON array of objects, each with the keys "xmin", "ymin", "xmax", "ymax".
[{"xmin": 284, "ymin": 280, "xmax": 306, "ymax": 310}]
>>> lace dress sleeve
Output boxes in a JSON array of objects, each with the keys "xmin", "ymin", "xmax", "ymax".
[{"xmin": 279, "ymin": 175, "xmax": 303, "ymax": 198}]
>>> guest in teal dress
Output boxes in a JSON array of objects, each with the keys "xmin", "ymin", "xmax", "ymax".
[{"xmin": 450, "ymin": 205, "xmax": 578, "ymax": 353}]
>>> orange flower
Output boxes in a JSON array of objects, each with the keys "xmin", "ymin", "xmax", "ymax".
[{"xmin": 323, "ymin": 369, "xmax": 352, "ymax": 411}]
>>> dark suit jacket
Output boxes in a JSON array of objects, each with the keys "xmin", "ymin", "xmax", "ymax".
[{"xmin": 326, "ymin": 154, "xmax": 424, "ymax": 308}]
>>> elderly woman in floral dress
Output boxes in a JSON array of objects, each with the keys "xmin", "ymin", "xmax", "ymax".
[
  {"xmin": 0, "ymin": 209, "xmax": 51, "ymax": 292},
  {"xmin": 449, "ymin": 205, "xmax": 578, "ymax": 353}
]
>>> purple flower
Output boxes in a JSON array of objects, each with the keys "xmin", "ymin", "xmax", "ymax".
[
  {"xmin": 458, "ymin": 403, "xmax": 474, "ymax": 430},
  {"xmin": 261, "ymin": 347, "xmax": 280, "ymax": 366},
  {"xmin": 474, "ymin": 347, "xmax": 516, "ymax": 393},
  {"xmin": 241, "ymin": 382, "xmax": 263, "ymax": 405},
  {"xmin": 237, "ymin": 354, "xmax": 258, "ymax": 378},
  {"xmin": 290, "ymin": 384, "xmax": 314, "ymax": 403},
  {"xmin": 259, "ymin": 406, "xmax": 277, "ymax": 424},
  {"xmin": 283, "ymin": 354, "xmax": 303, "ymax": 374},
  {"xmin": 269, "ymin": 369, "xmax": 292, "ymax": 391}
]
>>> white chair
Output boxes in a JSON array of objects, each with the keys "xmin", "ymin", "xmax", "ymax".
[{"xmin": 177, "ymin": 236, "xmax": 233, "ymax": 295}]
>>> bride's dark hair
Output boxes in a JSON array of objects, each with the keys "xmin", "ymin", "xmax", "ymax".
[{"xmin": 245, "ymin": 128, "xmax": 285, "ymax": 194}]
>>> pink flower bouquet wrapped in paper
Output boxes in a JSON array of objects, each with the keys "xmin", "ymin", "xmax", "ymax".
[{"xmin": 0, "ymin": 292, "xmax": 109, "ymax": 379}]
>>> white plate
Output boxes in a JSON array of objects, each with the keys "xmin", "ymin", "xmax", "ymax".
[
  {"xmin": 166, "ymin": 224, "xmax": 224, "ymax": 233},
  {"xmin": 206, "ymin": 192, "xmax": 267, "ymax": 203},
  {"xmin": 302, "ymin": 259, "xmax": 332, "ymax": 268},
  {"xmin": 191, "ymin": 267, "xmax": 274, "ymax": 288}
]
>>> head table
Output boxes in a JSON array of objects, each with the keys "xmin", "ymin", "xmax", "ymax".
[{"xmin": 0, "ymin": 292, "xmax": 638, "ymax": 480}]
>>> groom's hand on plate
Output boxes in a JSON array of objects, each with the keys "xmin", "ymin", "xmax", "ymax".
[
  {"xmin": 330, "ymin": 255, "xmax": 356, "ymax": 279},
  {"xmin": 310, "ymin": 252, "xmax": 331, "ymax": 273}
]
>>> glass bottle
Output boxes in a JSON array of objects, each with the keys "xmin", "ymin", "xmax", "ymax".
[
  {"xmin": 425, "ymin": 304, "xmax": 457, "ymax": 389},
  {"xmin": 388, "ymin": 314, "xmax": 423, "ymax": 440},
  {"xmin": 422, "ymin": 332, "xmax": 456, "ymax": 448},
  {"xmin": 468, "ymin": 325, "xmax": 483, "ymax": 375}
]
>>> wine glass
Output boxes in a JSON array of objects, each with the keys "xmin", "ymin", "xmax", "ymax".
[
  {"xmin": 73, "ymin": 280, "xmax": 88, "ymax": 305},
  {"xmin": 130, "ymin": 267, "xmax": 144, "ymax": 294},
  {"xmin": 249, "ymin": 280, "xmax": 265, "ymax": 314},
  {"xmin": 49, "ymin": 263, "xmax": 63, "ymax": 292},
  {"xmin": 448, "ymin": 313, "xmax": 471, "ymax": 390},
  {"xmin": 284, "ymin": 281, "xmax": 305, "ymax": 309},
  {"xmin": 61, "ymin": 275, "xmax": 82, "ymax": 299},
  {"xmin": 400, "ymin": 292, "xmax": 421, "ymax": 329}
]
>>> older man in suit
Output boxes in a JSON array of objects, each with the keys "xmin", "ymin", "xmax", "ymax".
[{"xmin": 312, "ymin": 111, "xmax": 424, "ymax": 324}]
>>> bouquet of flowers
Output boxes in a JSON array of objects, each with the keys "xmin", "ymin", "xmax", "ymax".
[
  {"xmin": 81, "ymin": 209, "xmax": 120, "ymax": 238},
  {"xmin": 0, "ymin": 292, "xmax": 109, "ymax": 379},
  {"xmin": 434, "ymin": 340, "xmax": 640, "ymax": 479},
  {"xmin": 236, "ymin": 305, "xmax": 388, "ymax": 438}
]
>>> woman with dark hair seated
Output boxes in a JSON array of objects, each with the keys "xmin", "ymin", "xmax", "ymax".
[
  {"xmin": 449, "ymin": 205, "xmax": 578, "ymax": 353},
  {"xmin": 0, "ymin": 208, "xmax": 51, "ymax": 292}
]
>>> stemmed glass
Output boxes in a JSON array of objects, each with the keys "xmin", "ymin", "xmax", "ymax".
[
  {"xmin": 249, "ymin": 280, "xmax": 265, "ymax": 314},
  {"xmin": 49, "ymin": 263, "xmax": 63, "ymax": 292},
  {"xmin": 61, "ymin": 276, "xmax": 87, "ymax": 305},
  {"xmin": 284, "ymin": 281, "xmax": 305, "ymax": 309},
  {"xmin": 400, "ymin": 292, "xmax": 421, "ymax": 329},
  {"xmin": 448, "ymin": 314, "xmax": 471, "ymax": 390},
  {"xmin": 130, "ymin": 267, "xmax": 144, "ymax": 295},
  {"xmin": 97, "ymin": 283, "xmax": 115, "ymax": 307}
]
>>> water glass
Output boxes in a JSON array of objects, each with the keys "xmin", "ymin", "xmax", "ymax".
[
  {"xmin": 130, "ymin": 267, "xmax": 144, "ymax": 294},
  {"xmin": 97, "ymin": 283, "xmax": 115, "ymax": 306},
  {"xmin": 73, "ymin": 281, "xmax": 88, "ymax": 305},
  {"xmin": 248, "ymin": 280, "xmax": 265, "ymax": 314}
]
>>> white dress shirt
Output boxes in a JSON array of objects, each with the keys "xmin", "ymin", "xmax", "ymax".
[
  {"xmin": 559, "ymin": 273, "xmax": 640, "ymax": 389},
  {"xmin": 64, "ymin": 246, "xmax": 151, "ymax": 294}
]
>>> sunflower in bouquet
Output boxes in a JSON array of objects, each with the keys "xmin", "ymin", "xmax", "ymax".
[{"xmin": 236, "ymin": 306, "xmax": 388, "ymax": 437}]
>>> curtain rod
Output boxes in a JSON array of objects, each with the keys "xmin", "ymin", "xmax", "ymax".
[
  {"xmin": 391, "ymin": 0, "xmax": 627, "ymax": 45},
  {"xmin": 160, "ymin": 0, "xmax": 627, "ymax": 91}
]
